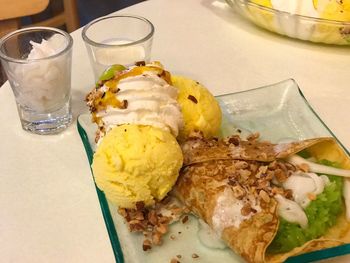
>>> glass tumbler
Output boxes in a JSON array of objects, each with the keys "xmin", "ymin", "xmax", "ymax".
[
  {"xmin": 0, "ymin": 27, "xmax": 73, "ymax": 135},
  {"xmin": 82, "ymin": 15, "xmax": 154, "ymax": 81}
]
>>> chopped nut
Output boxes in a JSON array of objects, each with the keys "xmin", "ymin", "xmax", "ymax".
[
  {"xmin": 265, "ymin": 170, "xmax": 275, "ymax": 180},
  {"xmin": 170, "ymin": 206, "xmax": 183, "ymax": 215},
  {"xmin": 241, "ymin": 203, "xmax": 253, "ymax": 216},
  {"xmin": 238, "ymin": 169, "xmax": 251, "ymax": 180},
  {"xmin": 135, "ymin": 201, "xmax": 145, "ymax": 210},
  {"xmin": 247, "ymin": 132, "xmax": 260, "ymax": 141},
  {"xmin": 256, "ymin": 179, "xmax": 270, "ymax": 189},
  {"xmin": 274, "ymin": 168, "xmax": 288, "ymax": 183},
  {"xmin": 308, "ymin": 193, "xmax": 317, "ymax": 200},
  {"xmin": 249, "ymin": 186, "xmax": 257, "ymax": 195},
  {"xmin": 134, "ymin": 211, "xmax": 144, "ymax": 221},
  {"xmin": 277, "ymin": 162, "xmax": 288, "ymax": 175},
  {"xmin": 118, "ymin": 208, "xmax": 127, "ymax": 218},
  {"xmin": 181, "ymin": 215, "xmax": 189, "ymax": 224},
  {"xmin": 285, "ymin": 162, "xmax": 296, "ymax": 171},
  {"xmin": 152, "ymin": 231, "xmax": 162, "ymax": 245},
  {"xmin": 148, "ymin": 210, "xmax": 158, "ymax": 225},
  {"xmin": 228, "ymin": 177, "xmax": 237, "ymax": 186},
  {"xmin": 228, "ymin": 136, "xmax": 240, "ymax": 146},
  {"xmin": 231, "ymin": 184, "xmax": 246, "ymax": 200},
  {"xmin": 187, "ymin": 95, "xmax": 198, "ymax": 104},
  {"xmin": 259, "ymin": 165, "xmax": 268, "ymax": 174},
  {"xmin": 298, "ymin": 163, "xmax": 310, "ymax": 173},
  {"xmin": 268, "ymin": 161, "xmax": 277, "ymax": 169},
  {"xmin": 143, "ymin": 239, "xmax": 152, "ymax": 251},
  {"xmin": 161, "ymin": 196, "xmax": 172, "ymax": 205},
  {"xmin": 170, "ymin": 234, "xmax": 176, "ymax": 240},
  {"xmin": 170, "ymin": 258, "xmax": 180, "ymax": 263},
  {"xmin": 192, "ymin": 253, "xmax": 199, "ymax": 258},
  {"xmin": 135, "ymin": 61, "xmax": 146, "ymax": 66},
  {"xmin": 121, "ymin": 99, "xmax": 128, "ymax": 109},
  {"xmin": 249, "ymin": 163, "xmax": 259, "ymax": 173},
  {"xmin": 284, "ymin": 189, "xmax": 293, "ymax": 199},
  {"xmin": 183, "ymin": 207, "xmax": 190, "ymax": 214},
  {"xmin": 234, "ymin": 160, "xmax": 248, "ymax": 169},
  {"xmin": 156, "ymin": 224, "xmax": 168, "ymax": 234},
  {"xmin": 259, "ymin": 190, "xmax": 270, "ymax": 203},
  {"xmin": 271, "ymin": 187, "xmax": 285, "ymax": 195},
  {"xmin": 129, "ymin": 221, "xmax": 146, "ymax": 232},
  {"xmin": 256, "ymin": 166, "xmax": 268, "ymax": 178},
  {"xmin": 119, "ymin": 196, "xmax": 186, "ymax": 251},
  {"xmin": 159, "ymin": 215, "xmax": 172, "ymax": 224}
]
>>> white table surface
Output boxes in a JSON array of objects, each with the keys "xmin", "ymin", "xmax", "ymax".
[{"xmin": 1, "ymin": 0, "xmax": 350, "ymax": 262}]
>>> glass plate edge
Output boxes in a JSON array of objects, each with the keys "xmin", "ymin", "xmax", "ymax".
[
  {"xmin": 77, "ymin": 121, "xmax": 124, "ymax": 263},
  {"xmin": 215, "ymin": 78, "xmax": 349, "ymax": 156}
]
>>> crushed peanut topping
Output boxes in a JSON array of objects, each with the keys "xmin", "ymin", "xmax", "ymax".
[
  {"xmin": 118, "ymin": 197, "xmax": 187, "ymax": 251},
  {"xmin": 192, "ymin": 253, "xmax": 200, "ymax": 258},
  {"xmin": 187, "ymin": 95, "xmax": 198, "ymax": 104},
  {"xmin": 308, "ymin": 193, "xmax": 317, "ymax": 201},
  {"xmin": 143, "ymin": 239, "xmax": 152, "ymax": 251},
  {"xmin": 247, "ymin": 132, "xmax": 260, "ymax": 141},
  {"xmin": 180, "ymin": 132, "xmax": 311, "ymax": 219},
  {"xmin": 298, "ymin": 163, "xmax": 310, "ymax": 173},
  {"xmin": 181, "ymin": 215, "xmax": 189, "ymax": 224}
]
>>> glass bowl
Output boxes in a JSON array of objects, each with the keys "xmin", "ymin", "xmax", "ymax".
[{"xmin": 225, "ymin": 0, "xmax": 350, "ymax": 45}]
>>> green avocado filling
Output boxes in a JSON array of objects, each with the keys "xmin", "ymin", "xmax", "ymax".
[{"xmin": 268, "ymin": 160, "xmax": 344, "ymax": 254}]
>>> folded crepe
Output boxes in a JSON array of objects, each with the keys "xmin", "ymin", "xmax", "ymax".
[{"xmin": 174, "ymin": 134, "xmax": 350, "ymax": 263}]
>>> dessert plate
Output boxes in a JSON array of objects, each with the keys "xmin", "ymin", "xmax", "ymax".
[{"xmin": 78, "ymin": 79, "xmax": 350, "ymax": 263}]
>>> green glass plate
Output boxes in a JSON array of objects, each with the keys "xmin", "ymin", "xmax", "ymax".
[{"xmin": 77, "ymin": 79, "xmax": 350, "ymax": 263}]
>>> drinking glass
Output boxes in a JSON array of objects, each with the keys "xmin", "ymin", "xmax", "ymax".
[
  {"xmin": 0, "ymin": 27, "xmax": 73, "ymax": 135},
  {"xmin": 82, "ymin": 15, "xmax": 154, "ymax": 81}
]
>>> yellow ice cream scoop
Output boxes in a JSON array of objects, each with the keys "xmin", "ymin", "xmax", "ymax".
[
  {"xmin": 252, "ymin": 0, "xmax": 350, "ymax": 21},
  {"xmin": 315, "ymin": 0, "xmax": 350, "ymax": 21},
  {"xmin": 171, "ymin": 75, "xmax": 222, "ymax": 140},
  {"xmin": 91, "ymin": 124, "xmax": 183, "ymax": 208},
  {"xmin": 251, "ymin": 0, "xmax": 272, "ymax": 8}
]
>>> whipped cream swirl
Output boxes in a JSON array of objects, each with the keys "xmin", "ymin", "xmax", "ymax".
[{"xmin": 96, "ymin": 69, "xmax": 183, "ymax": 137}]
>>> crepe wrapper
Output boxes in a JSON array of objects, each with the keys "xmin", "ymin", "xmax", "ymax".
[{"xmin": 174, "ymin": 135, "xmax": 350, "ymax": 263}]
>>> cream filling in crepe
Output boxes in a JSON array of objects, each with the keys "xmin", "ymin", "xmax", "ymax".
[
  {"xmin": 282, "ymin": 172, "xmax": 330, "ymax": 208},
  {"xmin": 212, "ymin": 187, "xmax": 262, "ymax": 234},
  {"xmin": 288, "ymin": 154, "xmax": 350, "ymax": 220},
  {"xmin": 275, "ymin": 194, "xmax": 308, "ymax": 229}
]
